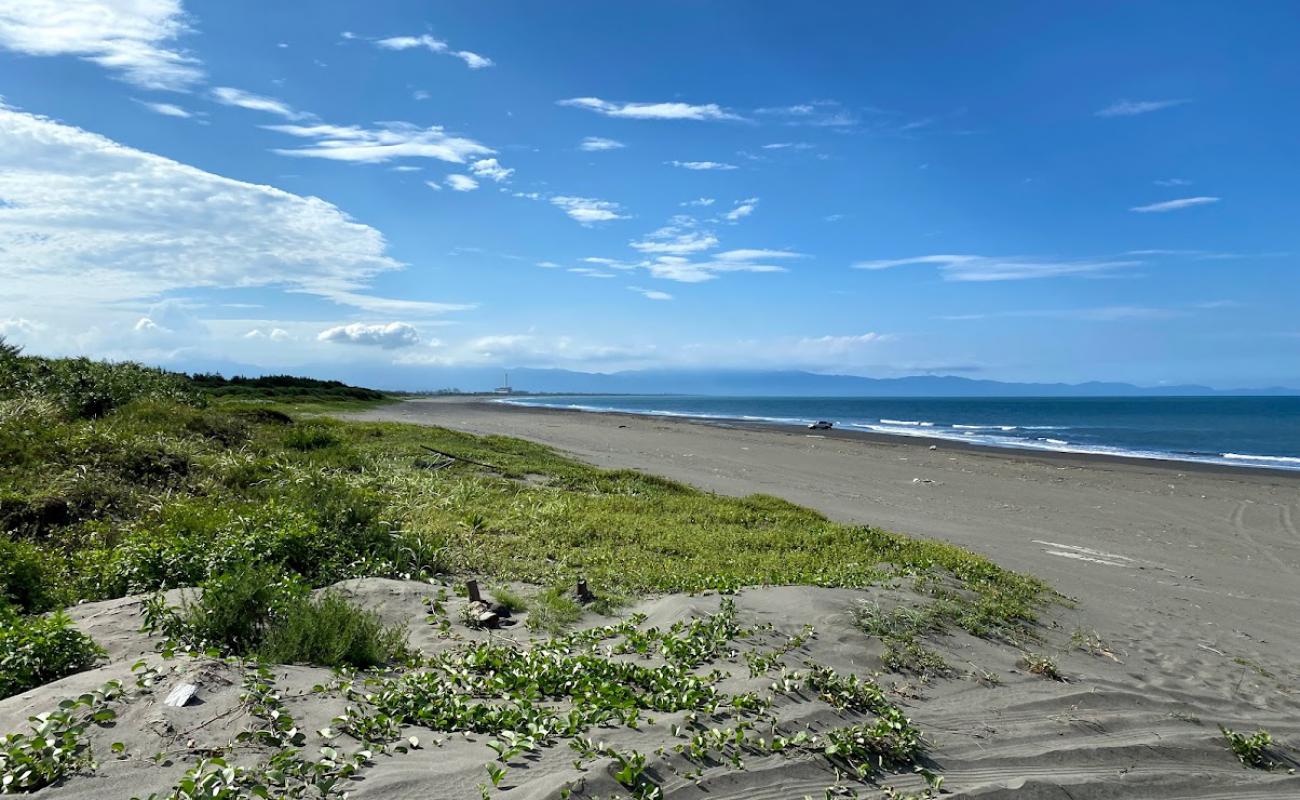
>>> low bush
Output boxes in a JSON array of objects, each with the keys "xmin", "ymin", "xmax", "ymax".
[
  {"xmin": 0, "ymin": 538, "xmax": 62, "ymax": 613},
  {"xmin": 259, "ymin": 592, "xmax": 408, "ymax": 668},
  {"xmin": 0, "ymin": 605, "xmax": 104, "ymax": 699},
  {"xmin": 146, "ymin": 567, "xmax": 406, "ymax": 669}
]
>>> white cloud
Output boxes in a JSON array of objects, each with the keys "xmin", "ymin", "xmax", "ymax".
[
  {"xmin": 1095, "ymin": 99, "xmax": 1189, "ymax": 117},
  {"xmin": 668, "ymin": 160, "xmax": 737, "ymax": 171},
  {"xmin": 723, "ymin": 197, "xmax": 758, "ymax": 222},
  {"xmin": 0, "ymin": 0, "xmax": 202, "ymax": 90},
  {"xmin": 1130, "ymin": 196, "xmax": 1220, "ymax": 213},
  {"xmin": 244, "ymin": 327, "xmax": 291, "ymax": 341},
  {"xmin": 681, "ymin": 197, "xmax": 715, "ymax": 207},
  {"xmin": 755, "ymin": 101, "xmax": 857, "ymax": 128},
  {"xmin": 761, "ymin": 142, "xmax": 813, "ymax": 150},
  {"xmin": 469, "ymin": 158, "xmax": 512, "ymax": 182},
  {"xmin": 567, "ymin": 267, "xmax": 615, "ymax": 279},
  {"xmin": 266, "ymin": 121, "xmax": 494, "ymax": 164},
  {"xmin": 371, "ymin": 33, "xmax": 493, "ymax": 69},
  {"xmin": 1154, "ymin": 178, "xmax": 1191, "ymax": 187},
  {"xmin": 550, "ymin": 195, "xmax": 628, "ymax": 224},
  {"xmin": 630, "ymin": 224, "xmax": 719, "ymax": 255},
  {"xmin": 580, "ymin": 136, "xmax": 625, "ymax": 152},
  {"xmin": 136, "ymin": 100, "xmax": 193, "ymax": 118},
  {"xmin": 558, "ymin": 97, "xmax": 743, "ymax": 121},
  {"xmin": 396, "ymin": 333, "xmax": 656, "ymax": 368},
  {"xmin": 424, "ymin": 179, "xmax": 442, "ymax": 190},
  {"xmin": 853, "ymin": 254, "xmax": 1140, "ymax": 281},
  {"xmin": 445, "ymin": 174, "xmax": 479, "ymax": 192},
  {"xmin": 629, "ymin": 286, "xmax": 673, "ymax": 301},
  {"xmin": 796, "ymin": 333, "xmax": 890, "ymax": 353},
  {"xmin": 211, "ymin": 87, "xmax": 310, "ymax": 120},
  {"xmin": 642, "ymin": 255, "xmax": 787, "ymax": 283},
  {"xmin": 0, "ymin": 106, "xmax": 471, "ymax": 333},
  {"xmin": 318, "ymin": 322, "xmax": 420, "ymax": 348},
  {"xmin": 714, "ymin": 249, "xmax": 803, "ymax": 262}
]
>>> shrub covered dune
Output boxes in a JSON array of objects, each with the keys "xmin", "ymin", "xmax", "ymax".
[{"xmin": 0, "ymin": 339, "xmax": 1070, "ymax": 797}]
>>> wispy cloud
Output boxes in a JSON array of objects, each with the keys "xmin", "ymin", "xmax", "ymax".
[
  {"xmin": 558, "ymin": 97, "xmax": 743, "ymax": 121},
  {"xmin": 642, "ymin": 255, "xmax": 788, "ymax": 283},
  {"xmin": 667, "ymin": 160, "xmax": 737, "ymax": 171},
  {"xmin": 723, "ymin": 197, "xmax": 759, "ymax": 222},
  {"xmin": 761, "ymin": 142, "xmax": 814, "ymax": 150},
  {"xmin": 681, "ymin": 197, "xmax": 715, "ymax": 207},
  {"xmin": 445, "ymin": 174, "xmax": 478, "ymax": 191},
  {"xmin": 266, "ymin": 121, "xmax": 494, "ymax": 164},
  {"xmin": 1154, "ymin": 178, "xmax": 1191, "ymax": 187},
  {"xmin": 370, "ymin": 33, "xmax": 493, "ymax": 69},
  {"xmin": 1130, "ymin": 196, "xmax": 1220, "ymax": 213},
  {"xmin": 942, "ymin": 306, "xmax": 1184, "ymax": 322},
  {"xmin": 567, "ymin": 267, "xmax": 615, "ymax": 279},
  {"xmin": 1096, "ymin": 99, "xmax": 1189, "ymax": 117},
  {"xmin": 579, "ymin": 136, "xmax": 625, "ymax": 152},
  {"xmin": 755, "ymin": 101, "xmax": 857, "ymax": 128},
  {"xmin": 0, "ymin": 0, "xmax": 203, "ymax": 90},
  {"xmin": 135, "ymin": 100, "xmax": 193, "ymax": 118},
  {"xmin": 212, "ymin": 87, "xmax": 311, "ymax": 120},
  {"xmin": 854, "ymin": 254, "xmax": 1140, "ymax": 281},
  {"xmin": 630, "ymin": 223, "xmax": 719, "ymax": 255},
  {"xmin": 629, "ymin": 286, "xmax": 673, "ymax": 301},
  {"xmin": 550, "ymin": 195, "xmax": 629, "ymax": 225},
  {"xmin": 0, "ymin": 105, "xmax": 471, "ymax": 324}
]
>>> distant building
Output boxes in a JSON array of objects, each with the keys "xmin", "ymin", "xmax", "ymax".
[{"xmin": 494, "ymin": 371, "xmax": 512, "ymax": 395}]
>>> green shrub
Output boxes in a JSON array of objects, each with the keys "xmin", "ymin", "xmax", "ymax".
[
  {"xmin": 1, "ymin": 356, "xmax": 196, "ymax": 418},
  {"xmin": 259, "ymin": 592, "xmax": 408, "ymax": 668},
  {"xmin": 526, "ymin": 587, "xmax": 584, "ymax": 633},
  {"xmin": 165, "ymin": 566, "xmax": 304, "ymax": 655},
  {"xmin": 0, "ymin": 538, "xmax": 62, "ymax": 613},
  {"xmin": 146, "ymin": 567, "xmax": 406, "ymax": 668},
  {"xmin": 489, "ymin": 586, "xmax": 529, "ymax": 614},
  {"xmin": 0, "ymin": 605, "xmax": 104, "ymax": 699},
  {"xmin": 281, "ymin": 424, "xmax": 340, "ymax": 451}
]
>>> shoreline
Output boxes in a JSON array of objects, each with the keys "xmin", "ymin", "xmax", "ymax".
[{"xmin": 485, "ymin": 397, "xmax": 1300, "ymax": 480}]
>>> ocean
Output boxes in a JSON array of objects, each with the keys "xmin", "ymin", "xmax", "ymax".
[{"xmin": 498, "ymin": 395, "xmax": 1300, "ymax": 471}]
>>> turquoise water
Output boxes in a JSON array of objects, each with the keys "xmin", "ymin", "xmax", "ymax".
[{"xmin": 500, "ymin": 395, "xmax": 1300, "ymax": 471}]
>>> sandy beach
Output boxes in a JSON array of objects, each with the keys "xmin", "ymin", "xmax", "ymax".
[{"xmin": 356, "ymin": 398, "xmax": 1300, "ymax": 670}]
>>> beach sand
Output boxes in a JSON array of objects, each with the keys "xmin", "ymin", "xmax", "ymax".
[{"xmin": 6, "ymin": 396, "xmax": 1299, "ymax": 799}]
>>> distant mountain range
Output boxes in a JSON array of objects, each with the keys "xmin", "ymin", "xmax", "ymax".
[
  {"xmin": 172, "ymin": 358, "xmax": 1299, "ymax": 396},
  {"xmin": 460, "ymin": 368, "xmax": 1299, "ymax": 397}
]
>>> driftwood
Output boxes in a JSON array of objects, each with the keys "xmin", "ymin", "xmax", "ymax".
[{"xmin": 418, "ymin": 445, "xmax": 498, "ymax": 471}]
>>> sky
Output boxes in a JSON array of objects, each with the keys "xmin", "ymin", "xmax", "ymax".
[{"xmin": 0, "ymin": 0, "xmax": 1297, "ymax": 390}]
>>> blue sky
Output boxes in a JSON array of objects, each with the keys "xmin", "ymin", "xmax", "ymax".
[{"xmin": 1, "ymin": 1, "xmax": 1297, "ymax": 389}]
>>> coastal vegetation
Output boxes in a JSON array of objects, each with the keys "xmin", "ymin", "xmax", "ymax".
[{"xmin": 1, "ymin": 342, "xmax": 1062, "ymax": 796}]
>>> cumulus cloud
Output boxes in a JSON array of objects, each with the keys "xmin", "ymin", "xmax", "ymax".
[
  {"xmin": 0, "ymin": 0, "xmax": 202, "ymax": 90},
  {"xmin": 318, "ymin": 322, "xmax": 420, "ymax": 348},
  {"xmin": 580, "ymin": 136, "xmax": 625, "ymax": 151},
  {"xmin": 1096, "ymin": 99, "xmax": 1188, "ymax": 117},
  {"xmin": 550, "ymin": 195, "xmax": 628, "ymax": 224},
  {"xmin": 1130, "ymin": 196, "xmax": 1220, "ymax": 213},
  {"xmin": 853, "ymin": 254, "xmax": 1140, "ymax": 281},
  {"xmin": 723, "ymin": 197, "xmax": 759, "ymax": 222},
  {"xmin": 267, "ymin": 121, "xmax": 494, "ymax": 164},
  {"xmin": 397, "ymin": 333, "xmax": 656, "ymax": 368},
  {"xmin": 469, "ymin": 158, "xmax": 512, "ymax": 182},
  {"xmin": 371, "ymin": 33, "xmax": 493, "ymax": 69},
  {"xmin": 0, "ymin": 105, "xmax": 467, "ymax": 324},
  {"xmin": 211, "ymin": 87, "xmax": 310, "ymax": 120},
  {"xmin": 445, "ymin": 174, "xmax": 479, "ymax": 191},
  {"xmin": 668, "ymin": 160, "xmax": 737, "ymax": 171},
  {"xmin": 244, "ymin": 327, "xmax": 291, "ymax": 341},
  {"xmin": 558, "ymin": 97, "xmax": 743, "ymax": 121}
]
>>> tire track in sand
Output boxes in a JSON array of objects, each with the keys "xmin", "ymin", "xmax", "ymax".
[{"xmin": 1230, "ymin": 500, "xmax": 1297, "ymax": 576}]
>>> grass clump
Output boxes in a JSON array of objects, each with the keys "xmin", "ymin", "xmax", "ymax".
[
  {"xmin": 0, "ymin": 604, "xmax": 103, "ymax": 699},
  {"xmin": 852, "ymin": 600, "xmax": 952, "ymax": 677},
  {"xmin": 1221, "ymin": 726, "xmax": 1279, "ymax": 769},
  {"xmin": 145, "ymin": 567, "xmax": 407, "ymax": 669},
  {"xmin": 1018, "ymin": 652, "xmax": 1063, "ymax": 681},
  {"xmin": 489, "ymin": 585, "xmax": 529, "ymax": 614},
  {"xmin": 525, "ymin": 586, "xmax": 584, "ymax": 633}
]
